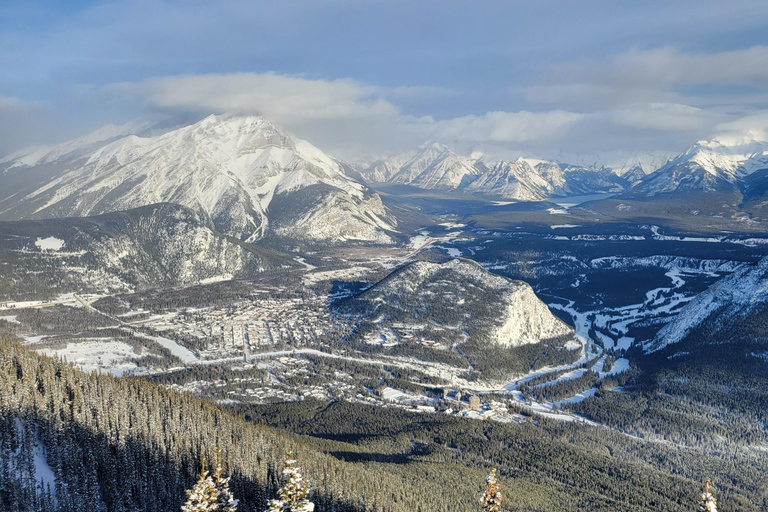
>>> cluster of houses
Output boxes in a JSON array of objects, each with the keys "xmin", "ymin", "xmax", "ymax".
[{"xmin": 137, "ymin": 294, "xmax": 345, "ymax": 357}]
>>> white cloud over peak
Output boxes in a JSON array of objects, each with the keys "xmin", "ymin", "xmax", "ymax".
[
  {"xmin": 712, "ymin": 110, "xmax": 768, "ymax": 144},
  {"xmin": 111, "ymin": 72, "xmax": 401, "ymax": 123},
  {"xmin": 108, "ymin": 72, "xmax": 586, "ymax": 154}
]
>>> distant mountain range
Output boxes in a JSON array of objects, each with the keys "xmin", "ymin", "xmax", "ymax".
[
  {"xmin": 363, "ymin": 141, "xmax": 481, "ymax": 190},
  {"xmin": 628, "ymin": 138, "xmax": 768, "ymax": 197},
  {"xmin": 360, "ymin": 142, "xmax": 630, "ymax": 200},
  {"xmin": 361, "ymin": 137, "xmax": 768, "ymax": 205},
  {"xmin": 3, "ymin": 114, "xmax": 768, "ymax": 243}
]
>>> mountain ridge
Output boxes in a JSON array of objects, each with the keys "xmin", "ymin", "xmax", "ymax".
[{"xmin": 0, "ymin": 202, "xmax": 295, "ymax": 298}]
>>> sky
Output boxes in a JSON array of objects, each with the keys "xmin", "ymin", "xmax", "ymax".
[{"xmin": 2, "ymin": 0, "xmax": 768, "ymax": 164}]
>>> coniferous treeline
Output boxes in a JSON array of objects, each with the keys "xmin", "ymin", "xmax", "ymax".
[
  {"xmin": 233, "ymin": 400, "xmax": 765, "ymax": 512},
  {"xmin": 0, "ymin": 336, "xmax": 494, "ymax": 512}
]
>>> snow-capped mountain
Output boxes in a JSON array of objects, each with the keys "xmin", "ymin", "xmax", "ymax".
[
  {"xmin": 362, "ymin": 141, "xmax": 481, "ymax": 190},
  {"xmin": 533, "ymin": 161, "xmax": 627, "ymax": 196},
  {"xmin": 464, "ymin": 158, "xmax": 553, "ymax": 200},
  {"xmin": 644, "ymin": 258, "xmax": 766, "ymax": 353},
  {"xmin": 631, "ymin": 138, "xmax": 768, "ymax": 196},
  {"xmin": 0, "ymin": 203, "xmax": 294, "ymax": 298},
  {"xmin": 344, "ymin": 258, "xmax": 574, "ymax": 348},
  {"xmin": 618, "ymin": 164, "xmax": 648, "ymax": 184},
  {"xmin": 462, "ymin": 157, "xmax": 627, "ymax": 200},
  {"xmin": 0, "ymin": 114, "xmax": 396, "ymax": 245}
]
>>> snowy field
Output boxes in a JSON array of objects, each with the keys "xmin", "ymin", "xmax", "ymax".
[{"xmin": 37, "ymin": 339, "xmax": 142, "ymax": 376}]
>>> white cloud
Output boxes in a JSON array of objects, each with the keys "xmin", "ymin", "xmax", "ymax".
[
  {"xmin": 69, "ymin": 61, "xmax": 768, "ymax": 161},
  {"xmin": 108, "ymin": 72, "xmax": 586, "ymax": 153},
  {"xmin": 712, "ymin": 110, "xmax": 768, "ymax": 143},
  {"xmin": 610, "ymin": 103, "xmax": 728, "ymax": 132},
  {"xmin": 111, "ymin": 72, "xmax": 401, "ymax": 123},
  {"xmin": 420, "ymin": 110, "xmax": 584, "ymax": 143},
  {"xmin": 528, "ymin": 45, "xmax": 768, "ymax": 107}
]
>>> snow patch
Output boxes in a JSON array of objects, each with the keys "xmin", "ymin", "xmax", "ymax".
[
  {"xmin": 35, "ymin": 237, "xmax": 65, "ymax": 251},
  {"xmin": 134, "ymin": 333, "xmax": 198, "ymax": 363}
]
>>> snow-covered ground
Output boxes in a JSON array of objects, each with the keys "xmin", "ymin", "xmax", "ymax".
[
  {"xmin": 406, "ymin": 228, "xmax": 465, "ymax": 257},
  {"xmin": 35, "ymin": 236, "xmax": 65, "ymax": 251},
  {"xmin": 132, "ymin": 333, "xmax": 198, "ymax": 363},
  {"xmin": 302, "ymin": 266, "xmax": 372, "ymax": 286},
  {"xmin": 37, "ymin": 340, "xmax": 142, "ymax": 376}
]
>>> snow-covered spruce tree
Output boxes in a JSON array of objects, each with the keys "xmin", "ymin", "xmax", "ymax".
[
  {"xmin": 181, "ymin": 453, "xmax": 239, "ymax": 512},
  {"xmin": 213, "ymin": 451, "xmax": 239, "ymax": 512},
  {"xmin": 699, "ymin": 479, "xmax": 718, "ymax": 512},
  {"xmin": 182, "ymin": 457, "xmax": 219, "ymax": 512},
  {"xmin": 267, "ymin": 452, "xmax": 314, "ymax": 512},
  {"xmin": 479, "ymin": 468, "xmax": 503, "ymax": 512}
]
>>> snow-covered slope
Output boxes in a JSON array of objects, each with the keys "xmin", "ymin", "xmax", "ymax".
[
  {"xmin": 346, "ymin": 258, "xmax": 574, "ymax": 348},
  {"xmin": 535, "ymin": 161, "xmax": 627, "ymax": 196},
  {"xmin": 362, "ymin": 142, "xmax": 480, "ymax": 190},
  {"xmin": 645, "ymin": 257, "xmax": 768, "ymax": 353},
  {"xmin": 618, "ymin": 164, "xmax": 648, "ymax": 184},
  {"xmin": 0, "ymin": 114, "xmax": 396, "ymax": 245},
  {"xmin": 632, "ymin": 138, "xmax": 768, "ymax": 196},
  {"xmin": 0, "ymin": 122, "xmax": 143, "ymax": 169}
]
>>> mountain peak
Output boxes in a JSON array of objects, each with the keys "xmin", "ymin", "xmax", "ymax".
[
  {"xmin": 361, "ymin": 141, "xmax": 479, "ymax": 190},
  {"xmin": 417, "ymin": 140, "xmax": 452, "ymax": 152},
  {"xmin": 0, "ymin": 114, "xmax": 396, "ymax": 245}
]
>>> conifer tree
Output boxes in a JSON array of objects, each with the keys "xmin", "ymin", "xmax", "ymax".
[
  {"xmin": 267, "ymin": 452, "xmax": 314, "ymax": 512},
  {"xmin": 479, "ymin": 468, "xmax": 503, "ymax": 512},
  {"xmin": 699, "ymin": 479, "xmax": 718, "ymax": 512},
  {"xmin": 212, "ymin": 451, "xmax": 238, "ymax": 512},
  {"xmin": 181, "ymin": 457, "xmax": 219, "ymax": 512}
]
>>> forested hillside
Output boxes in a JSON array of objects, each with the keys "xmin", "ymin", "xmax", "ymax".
[
  {"xmin": 1, "ymin": 336, "xmax": 762, "ymax": 511},
  {"xmin": 0, "ymin": 336, "xmax": 485, "ymax": 512}
]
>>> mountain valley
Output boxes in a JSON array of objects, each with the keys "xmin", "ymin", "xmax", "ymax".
[{"xmin": 2, "ymin": 116, "xmax": 768, "ymax": 511}]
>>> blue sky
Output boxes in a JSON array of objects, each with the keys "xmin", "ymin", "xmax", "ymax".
[{"xmin": 2, "ymin": 0, "xmax": 768, "ymax": 162}]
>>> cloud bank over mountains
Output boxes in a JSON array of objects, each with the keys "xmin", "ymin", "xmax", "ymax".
[{"xmin": 2, "ymin": 1, "xmax": 768, "ymax": 161}]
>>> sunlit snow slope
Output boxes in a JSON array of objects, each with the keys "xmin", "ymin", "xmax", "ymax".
[{"xmin": 632, "ymin": 138, "xmax": 768, "ymax": 196}]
